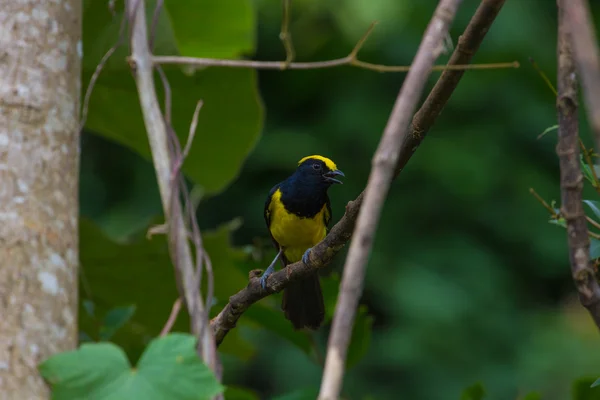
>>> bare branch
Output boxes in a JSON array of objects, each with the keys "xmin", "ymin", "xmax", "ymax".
[
  {"xmin": 151, "ymin": 21, "xmax": 518, "ymax": 73},
  {"xmin": 563, "ymin": 0, "xmax": 600, "ymax": 155},
  {"xmin": 209, "ymin": 0, "xmax": 509, "ymax": 349},
  {"xmin": 152, "ymin": 55, "xmax": 517, "ymax": 73},
  {"xmin": 557, "ymin": 1, "xmax": 600, "ymax": 330},
  {"xmin": 318, "ymin": 0, "xmax": 463, "ymax": 398},
  {"xmin": 184, "ymin": 100, "xmax": 203, "ymax": 160},
  {"xmin": 126, "ymin": 0, "xmax": 218, "ymax": 371}
]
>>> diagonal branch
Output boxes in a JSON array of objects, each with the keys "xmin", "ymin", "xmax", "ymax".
[
  {"xmin": 126, "ymin": 0, "xmax": 218, "ymax": 372},
  {"xmin": 556, "ymin": 0, "xmax": 600, "ymax": 330},
  {"xmin": 210, "ymin": 0, "xmax": 508, "ymax": 347},
  {"xmin": 563, "ymin": 0, "xmax": 600, "ymax": 156},
  {"xmin": 318, "ymin": 0, "xmax": 463, "ymax": 397}
]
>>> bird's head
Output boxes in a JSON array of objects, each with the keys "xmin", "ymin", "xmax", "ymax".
[{"xmin": 295, "ymin": 155, "xmax": 345, "ymax": 187}]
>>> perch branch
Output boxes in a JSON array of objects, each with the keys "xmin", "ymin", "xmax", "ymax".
[
  {"xmin": 319, "ymin": 0, "xmax": 463, "ymax": 398},
  {"xmin": 126, "ymin": 0, "xmax": 218, "ymax": 371},
  {"xmin": 563, "ymin": 0, "xmax": 600, "ymax": 156},
  {"xmin": 209, "ymin": 0, "xmax": 508, "ymax": 348},
  {"xmin": 557, "ymin": 1, "xmax": 600, "ymax": 330}
]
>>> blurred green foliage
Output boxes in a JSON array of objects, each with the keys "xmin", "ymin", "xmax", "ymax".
[
  {"xmin": 77, "ymin": 0, "xmax": 600, "ymax": 399},
  {"xmin": 40, "ymin": 334, "xmax": 223, "ymax": 400}
]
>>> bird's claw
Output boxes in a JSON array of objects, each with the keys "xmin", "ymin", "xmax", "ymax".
[
  {"xmin": 260, "ymin": 265, "xmax": 274, "ymax": 290},
  {"xmin": 302, "ymin": 247, "xmax": 313, "ymax": 266}
]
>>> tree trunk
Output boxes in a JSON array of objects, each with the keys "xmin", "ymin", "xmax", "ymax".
[{"xmin": 0, "ymin": 1, "xmax": 81, "ymax": 398}]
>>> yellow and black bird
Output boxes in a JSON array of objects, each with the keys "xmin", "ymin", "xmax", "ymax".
[{"xmin": 261, "ymin": 155, "xmax": 344, "ymax": 329}]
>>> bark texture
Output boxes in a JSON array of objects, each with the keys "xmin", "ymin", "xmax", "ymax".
[{"xmin": 0, "ymin": 1, "xmax": 81, "ymax": 398}]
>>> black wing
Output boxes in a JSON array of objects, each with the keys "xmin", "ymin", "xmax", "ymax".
[
  {"xmin": 323, "ymin": 196, "xmax": 332, "ymax": 228},
  {"xmin": 264, "ymin": 183, "xmax": 279, "ymax": 230}
]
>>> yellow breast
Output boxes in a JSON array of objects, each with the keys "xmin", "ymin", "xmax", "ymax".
[{"xmin": 268, "ymin": 189, "xmax": 328, "ymax": 263}]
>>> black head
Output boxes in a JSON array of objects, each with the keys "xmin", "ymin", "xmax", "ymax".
[{"xmin": 294, "ymin": 155, "xmax": 345, "ymax": 189}]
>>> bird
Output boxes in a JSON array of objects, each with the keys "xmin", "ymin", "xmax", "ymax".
[{"xmin": 260, "ymin": 155, "xmax": 344, "ymax": 329}]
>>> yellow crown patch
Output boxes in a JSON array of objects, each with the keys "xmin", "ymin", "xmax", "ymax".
[{"xmin": 298, "ymin": 155, "xmax": 338, "ymax": 171}]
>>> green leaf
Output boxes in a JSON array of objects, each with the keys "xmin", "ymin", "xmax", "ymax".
[
  {"xmin": 99, "ymin": 305, "xmax": 137, "ymax": 341},
  {"xmin": 82, "ymin": 1, "xmax": 263, "ymax": 195},
  {"xmin": 164, "ymin": 0, "xmax": 255, "ymax": 59},
  {"xmin": 549, "ymin": 217, "xmax": 566, "ymax": 228},
  {"xmin": 39, "ymin": 342, "xmax": 131, "ymax": 399},
  {"xmin": 580, "ymin": 156, "xmax": 600, "ymax": 187},
  {"xmin": 590, "ymin": 238, "xmax": 600, "ymax": 260},
  {"xmin": 591, "ymin": 378, "xmax": 600, "ymax": 388},
  {"xmin": 346, "ymin": 305, "xmax": 374, "ymax": 369},
  {"xmin": 40, "ymin": 334, "xmax": 223, "ymax": 400},
  {"xmin": 83, "ymin": 67, "xmax": 263, "ymax": 195},
  {"xmin": 80, "ymin": 218, "xmax": 252, "ymax": 357},
  {"xmin": 224, "ymin": 386, "xmax": 260, "ymax": 400},
  {"xmin": 522, "ymin": 393, "xmax": 541, "ymax": 400},
  {"xmin": 584, "ymin": 200, "xmax": 600, "ymax": 221},
  {"xmin": 572, "ymin": 377, "xmax": 599, "ymax": 400},
  {"xmin": 460, "ymin": 382, "xmax": 486, "ymax": 400}
]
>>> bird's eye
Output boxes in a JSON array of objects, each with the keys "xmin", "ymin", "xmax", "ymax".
[{"xmin": 312, "ymin": 163, "xmax": 321, "ymax": 170}]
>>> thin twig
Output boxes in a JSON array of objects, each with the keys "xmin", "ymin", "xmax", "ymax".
[
  {"xmin": 156, "ymin": 66, "xmax": 172, "ymax": 123},
  {"xmin": 151, "ymin": 21, "xmax": 517, "ymax": 72},
  {"xmin": 184, "ymin": 100, "xmax": 203, "ymax": 159},
  {"xmin": 557, "ymin": 0, "xmax": 600, "ymax": 330},
  {"xmin": 126, "ymin": 0, "xmax": 218, "ymax": 371},
  {"xmin": 80, "ymin": 9, "xmax": 127, "ymax": 131},
  {"xmin": 529, "ymin": 188, "xmax": 559, "ymax": 216},
  {"xmin": 587, "ymin": 216, "xmax": 600, "ymax": 231},
  {"xmin": 149, "ymin": 0, "xmax": 164, "ymax": 50},
  {"xmin": 280, "ymin": 0, "xmax": 295, "ymax": 68},
  {"xmin": 203, "ymin": 252, "xmax": 215, "ymax": 316},
  {"xmin": 564, "ymin": 0, "xmax": 600, "ymax": 156},
  {"xmin": 529, "ymin": 57, "xmax": 558, "ymax": 96},
  {"xmin": 318, "ymin": 1, "xmax": 462, "ymax": 398},
  {"xmin": 209, "ymin": 0, "xmax": 510, "ymax": 349},
  {"xmin": 152, "ymin": 54, "xmax": 518, "ymax": 72},
  {"xmin": 160, "ymin": 298, "xmax": 183, "ymax": 336}
]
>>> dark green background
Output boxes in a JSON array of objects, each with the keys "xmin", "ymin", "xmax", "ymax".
[{"xmin": 79, "ymin": 1, "xmax": 600, "ymax": 399}]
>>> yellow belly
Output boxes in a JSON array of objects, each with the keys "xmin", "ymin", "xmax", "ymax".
[{"xmin": 269, "ymin": 205, "xmax": 327, "ymax": 263}]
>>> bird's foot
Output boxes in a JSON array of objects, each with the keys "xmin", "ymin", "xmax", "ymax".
[
  {"xmin": 260, "ymin": 264, "xmax": 275, "ymax": 290},
  {"xmin": 302, "ymin": 247, "xmax": 313, "ymax": 266}
]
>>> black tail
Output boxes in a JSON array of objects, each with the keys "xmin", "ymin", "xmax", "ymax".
[{"xmin": 281, "ymin": 273, "xmax": 325, "ymax": 330}]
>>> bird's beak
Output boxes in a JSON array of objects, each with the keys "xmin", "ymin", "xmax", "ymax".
[{"xmin": 323, "ymin": 169, "xmax": 345, "ymax": 184}]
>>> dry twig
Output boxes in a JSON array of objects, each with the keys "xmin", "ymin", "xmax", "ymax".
[
  {"xmin": 556, "ymin": 1, "xmax": 600, "ymax": 329},
  {"xmin": 151, "ymin": 21, "xmax": 518, "ymax": 73},
  {"xmin": 160, "ymin": 298, "xmax": 183, "ymax": 336}
]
